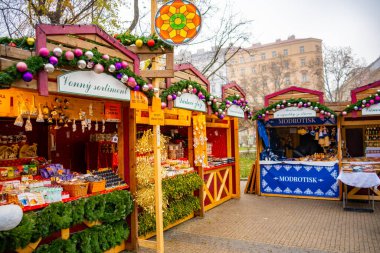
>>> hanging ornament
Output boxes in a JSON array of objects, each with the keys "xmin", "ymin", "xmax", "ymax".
[
  {"xmin": 53, "ymin": 48, "xmax": 63, "ymax": 57},
  {"xmin": 207, "ymin": 101, "xmax": 212, "ymax": 105},
  {"xmin": 134, "ymin": 85, "xmax": 140, "ymax": 91},
  {"xmin": 77, "ymin": 60, "xmax": 86, "ymax": 69},
  {"xmin": 115, "ymin": 62, "xmax": 122, "ymax": 70},
  {"xmin": 148, "ymin": 84, "xmax": 154, "ymax": 90},
  {"xmin": 127, "ymin": 77, "xmax": 136, "ymax": 88},
  {"xmin": 142, "ymin": 84, "xmax": 149, "ymax": 91},
  {"xmin": 65, "ymin": 51, "xmax": 75, "ymax": 61},
  {"xmin": 188, "ymin": 85, "xmax": 193, "ymax": 90},
  {"xmin": 85, "ymin": 51, "xmax": 94, "ymax": 59},
  {"xmin": 135, "ymin": 39, "xmax": 143, "ymax": 47},
  {"xmin": 49, "ymin": 56, "xmax": 58, "ymax": 66},
  {"xmin": 147, "ymin": 39, "xmax": 155, "ymax": 47},
  {"xmin": 22, "ymin": 72, "xmax": 33, "ymax": 82},
  {"xmin": 153, "ymin": 88, "xmax": 159, "ymax": 94},
  {"xmin": 276, "ymin": 104, "xmax": 280, "ymax": 109},
  {"xmin": 370, "ymin": 99, "xmax": 375, "ymax": 104},
  {"xmin": 121, "ymin": 61, "xmax": 128, "ymax": 69},
  {"xmin": 87, "ymin": 61, "xmax": 94, "ymax": 69},
  {"xmin": 74, "ymin": 48, "xmax": 83, "ymax": 57},
  {"xmin": 39, "ymin": 48, "xmax": 50, "ymax": 57},
  {"xmin": 167, "ymin": 95, "xmax": 173, "ymax": 101},
  {"xmin": 102, "ymin": 119, "xmax": 106, "ymax": 133},
  {"xmin": 26, "ymin": 37, "xmax": 35, "ymax": 46},
  {"xmin": 342, "ymin": 111, "xmax": 347, "ymax": 116},
  {"xmin": 44, "ymin": 63, "xmax": 55, "ymax": 73},
  {"xmin": 94, "ymin": 64, "xmax": 104, "ymax": 74},
  {"xmin": 25, "ymin": 116, "xmax": 32, "ymax": 131},
  {"xmin": 95, "ymin": 119, "xmax": 99, "ymax": 131},
  {"xmin": 172, "ymin": 94, "xmax": 177, "ymax": 100},
  {"xmin": 102, "ymin": 54, "xmax": 110, "ymax": 60},
  {"xmin": 121, "ymin": 75, "xmax": 129, "ymax": 83},
  {"xmin": 108, "ymin": 64, "xmax": 116, "ymax": 73},
  {"xmin": 16, "ymin": 62, "xmax": 28, "ymax": 72},
  {"xmin": 177, "ymin": 91, "xmax": 182, "ymax": 96},
  {"xmin": 161, "ymin": 102, "xmax": 167, "ymax": 109},
  {"xmin": 354, "ymin": 106, "xmax": 358, "ymax": 110},
  {"xmin": 182, "ymin": 89, "xmax": 188, "ymax": 93},
  {"xmin": 72, "ymin": 119, "xmax": 77, "ymax": 132},
  {"xmin": 362, "ymin": 99, "xmax": 366, "ymax": 104}
]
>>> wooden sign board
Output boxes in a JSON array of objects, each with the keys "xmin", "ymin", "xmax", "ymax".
[
  {"xmin": 130, "ymin": 91, "xmax": 148, "ymax": 110},
  {"xmin": 149, "ymin": 108, "xmax": 165, "ymax": 126}
]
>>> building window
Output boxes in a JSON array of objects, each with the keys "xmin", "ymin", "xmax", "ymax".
[
  {"xmin": 261, "ymin": 65, "xmax": 267, "ymax": 72},
  {"xmin": 240, "ymin": 57, "xmax": 245, "ymax": 63},
  {"xmin": 283, "ymin": 49, "xmax": 288, "ymax": 56},
  {"xmin": 300, "ymin": 46, "xmax": 304, "ymax": 53},
  {"xmin": 315, "ymin": 45, "xmax": 321, "ymax": 52},
  {"xmin": 240, "ymin": 68, "xmax": 245, "ymax": 75},
  {"xmin": 284, "ymin": 60, "xmax": 289, "ymax": 69},
  {"xmin": 230, "ymin": 68, "xmax": 235, "ymax": 76},
  {"xmin": 261, "ymin": 53, "xmax": 266, "ymax": 60},
  {"xmin": 300, "ymin": 58, "xmax": 306, "ymax": 67},
  {"xmin": 251, "ymin": 67, "xmax": 256, "ymax": 74},
  {"xmin": 272, "ymin": 51, "xmax": 277, "ymax": 57},
  {"xmin": 301, "ymin": 72, "xmax": 308, "ymax": 83},
  {"xmin": 285, "ymin": 75, "xmax": 290, "ymax": 85},
  {"xmin": 250, "ymin": 55, "xmax": 255, "ymax": 61}
]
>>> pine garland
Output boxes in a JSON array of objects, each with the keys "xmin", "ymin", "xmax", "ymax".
[
  {"xmin": 253, "ymin": 98, "xmax": 337, "ymax": 120},
  {"xmin": 342, "ymin": 90, "xmax": 380, "ymax": 115},
  {"xmin": 114, "ymin": 33, "xmax": 173, "ymax": 51}
]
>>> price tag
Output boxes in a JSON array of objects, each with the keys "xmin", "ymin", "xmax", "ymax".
[
  {"xmin": 130, "ymin": 91, "xmax": 148, "ymax": 110},
  {"xmin": 149, "ymin": 108, "xmax": 165, "ymax": 126}
]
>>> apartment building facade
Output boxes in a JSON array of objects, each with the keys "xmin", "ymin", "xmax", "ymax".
[{"xmin": 226, "ymin": 35, "xmax": 324, "ymax": 105}]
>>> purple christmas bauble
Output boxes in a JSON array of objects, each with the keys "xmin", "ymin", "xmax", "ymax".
[
  {"xmin": 115, "ymin": 62, "xmax": 122, "ymax": 70},
  {"xmin": 22, "ymin": 72, "xmax": 33, "ymax": 82},
  {"xmin": 49, "ymin": 56, "xmax": 58, "ymax": 66},
  {"xmin": 258, "ymin": 114, "xmax": 262, "ymax": 119},
  {"xmin": 134, "ymin": 85, "xmax": 140, "ymax": 91},
  {"xmin": 172, "ymin": 94, "xmax": 177, "ymax": 100}
]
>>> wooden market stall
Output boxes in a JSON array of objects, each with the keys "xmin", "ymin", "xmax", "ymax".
[
  {"xmin": 251, "ymin": 86, "xmax": 340, "ymax": 200},
  {"xmin": 0, "ymin": 24, "xmax": 154, "ymax": 252},
  {"xmin": 340, "ymin": 80, "xmax": 380, "ymax": 201}
]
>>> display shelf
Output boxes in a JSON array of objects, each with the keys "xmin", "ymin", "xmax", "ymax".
[
  {"xmin": 21, "ymin": 184, "xmax": 129, "ymax": 212},
  {"xmin": 204, "ymin": 163, "xmax": 235, "ymax": 171}
]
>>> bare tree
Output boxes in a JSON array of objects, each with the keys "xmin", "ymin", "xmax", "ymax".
[
  {"xmin": 319, "ymin": 45, "xmax": 366, "ymax": 102},
  {"xmin": 0, "ymin": 0, "xmax": 130, "ymax": 36}
]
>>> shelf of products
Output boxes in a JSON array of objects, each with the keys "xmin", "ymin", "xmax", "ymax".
[{"xmin": 365, "ymin": 126, "xmax": 380, "ymax": 147}]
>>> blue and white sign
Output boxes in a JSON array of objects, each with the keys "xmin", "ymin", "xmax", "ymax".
[
  {"xmin": 260, "ymin": 161, "xmax": 339, "ymax": 198},
  {"xmin": 174, "ymin": 93, "xmax": 206, "ymax": 112},
  {"xmin": 274, "ymin": 107, "xmax": 316, "ymax": 118},
  {"xmin": 227, "ymin": 104, "xmax": 245, "ymax": 118},
  {"xmin": 265, "ymin": 117, "xmax": 336, "ymax": 127}
]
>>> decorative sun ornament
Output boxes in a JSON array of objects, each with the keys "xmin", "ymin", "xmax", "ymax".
[{"xmin": 155, "ymin": 0, "xmax": 202, "ymax": 45}]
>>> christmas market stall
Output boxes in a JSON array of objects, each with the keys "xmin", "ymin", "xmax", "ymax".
[
  {"xmin": 340, "ymin": 80, "xmax": 380, "ymax": 201},
  {"xmin": 0, "ymin": 24, "xmax": 161, "ymax": 252},
  {"xmin": 252, "ymin": 86, "xmax": 340, "ymax": 200}
]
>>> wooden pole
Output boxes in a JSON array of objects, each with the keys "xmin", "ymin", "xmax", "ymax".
[
  {"xmin": 151, "ymin": 1, "xmax": 164, "ymax": 252},
  {"xmin": 337, "ymin": 116, "xmax": 343, "ymax": 200}
]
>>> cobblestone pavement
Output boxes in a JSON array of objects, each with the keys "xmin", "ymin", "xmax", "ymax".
[{"xmin": 137, "ymin": 182, "xmax": 380, "ymax": 253}]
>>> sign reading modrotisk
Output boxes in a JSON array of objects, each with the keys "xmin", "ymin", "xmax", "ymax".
[
  {"xmin": 174, "ymin": 93, "xmax": 206, "ymax": 112},
  {"xmin": 58, "ymin": 71, "xmax": 130, "ymax": 101}
]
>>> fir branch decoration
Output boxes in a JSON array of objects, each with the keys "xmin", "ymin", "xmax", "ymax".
[
  {"xmin": 114, "ymin": 33, "xmax": 173, "ymax": 51},
  {"xmin": 342, "ymin": 90, "xmax": 380, "ymax": 115},
  {"xmin": 253, "ymin": 98, "xmax": 337, "ymax": 120}
]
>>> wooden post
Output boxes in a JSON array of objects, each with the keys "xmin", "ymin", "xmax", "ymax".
[
  {"xmin": 255, "ymin": 121, "xmax": 261, "ymax": 195},
  {"xmin": 337, "ymin": 116, "xmax": 343, "ymax": 200},
  {"xmin": 152, "ymin": 1, "xmax": 164, "ymax": 252},
  {"xmin": 233, "ymin": 119, "xmax": 241, "ymax": 198}
]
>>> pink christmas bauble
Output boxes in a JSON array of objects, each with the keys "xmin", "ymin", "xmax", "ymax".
[
  {"xmin": 102, "ymin": 54, "xmax": 110, "ymax": 60},
  {"xmin": 127, "ymin": 77, "xmax": 135, "ymax": 83},
  {"xmin": 16, "ymin": 62, "xmax": 28, "ymax": 72},
  {"xmin": 370, "ymin": 99, "xmax": 375, "ymax": 104},
  {"xmin": 121, "ymin": 61, "xmax": 128, "ymax": 69},
  {"xmin": 39, "ymin": 48, "xmax": 50, "ymax": 57},
  {"xmin": 167, "ymin": 95, "xmax": 173, "ymax": 101},
  {"xmin": 342, "ymin": 111, "xmax": 347, "ymax": 116},
  {"xmin": 193, "ymin": 88, "xmax": 197, "ymax": 93},
  {"xmin": 74, "ymin": 49, "xmax": 83, "ymax": 57},
  {"xmin": 375, "ymin": 96, "xmax": 380, "ymax": 101},
  {"xmin": 94, "ymin": 64, "xmax": 104, "ymax": 74},
  {"xmin": 366, "ymin": 103, "xmax": 370, "ymax": 107},
  {"xmin": 161, "ymin": 102, "xmax": 167, "ymax": 109},
  {"xmin": 65, "ymin": 51, "xmax": 75, "ymax": 61},
  {"xmin": 148, "ymin": 84, "xmax": 153, "ymax": 90}
]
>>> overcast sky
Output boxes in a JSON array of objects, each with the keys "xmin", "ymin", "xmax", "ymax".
[{"xmin": 232, "ymin": 0, "xmax": 380, "ymax": 64}]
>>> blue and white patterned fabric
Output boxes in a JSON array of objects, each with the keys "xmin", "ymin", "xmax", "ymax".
[{"xmin": 260, "ymin": 161, "xmax": 339, "ymax": 198}]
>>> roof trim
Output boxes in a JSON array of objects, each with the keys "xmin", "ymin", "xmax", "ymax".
[{"xmin": 264, "ymin": 86, "xmax": 324, "ymax": 106}]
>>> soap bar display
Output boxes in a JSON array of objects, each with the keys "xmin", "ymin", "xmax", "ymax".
[{"xmin": 92, "ymin": 169, "xmax": 126, "ymax": 188}]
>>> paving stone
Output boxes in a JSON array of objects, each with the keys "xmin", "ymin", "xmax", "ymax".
[{"xmin": 137, "ymin": 182, "xmax": 380, "ymax": 253}]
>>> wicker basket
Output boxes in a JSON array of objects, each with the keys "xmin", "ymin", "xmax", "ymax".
[
  {"xmin": 60, "ymin": 182, "xmax": 88, "ymax": 197},
  {"xmin": 88, "ymin": 180, "xmax": 106, "ymax": 193}
]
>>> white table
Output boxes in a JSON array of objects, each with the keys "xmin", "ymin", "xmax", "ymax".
[{"xmin": 338, "ymin": 172, "xmax": 380, "ymax": 212}]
